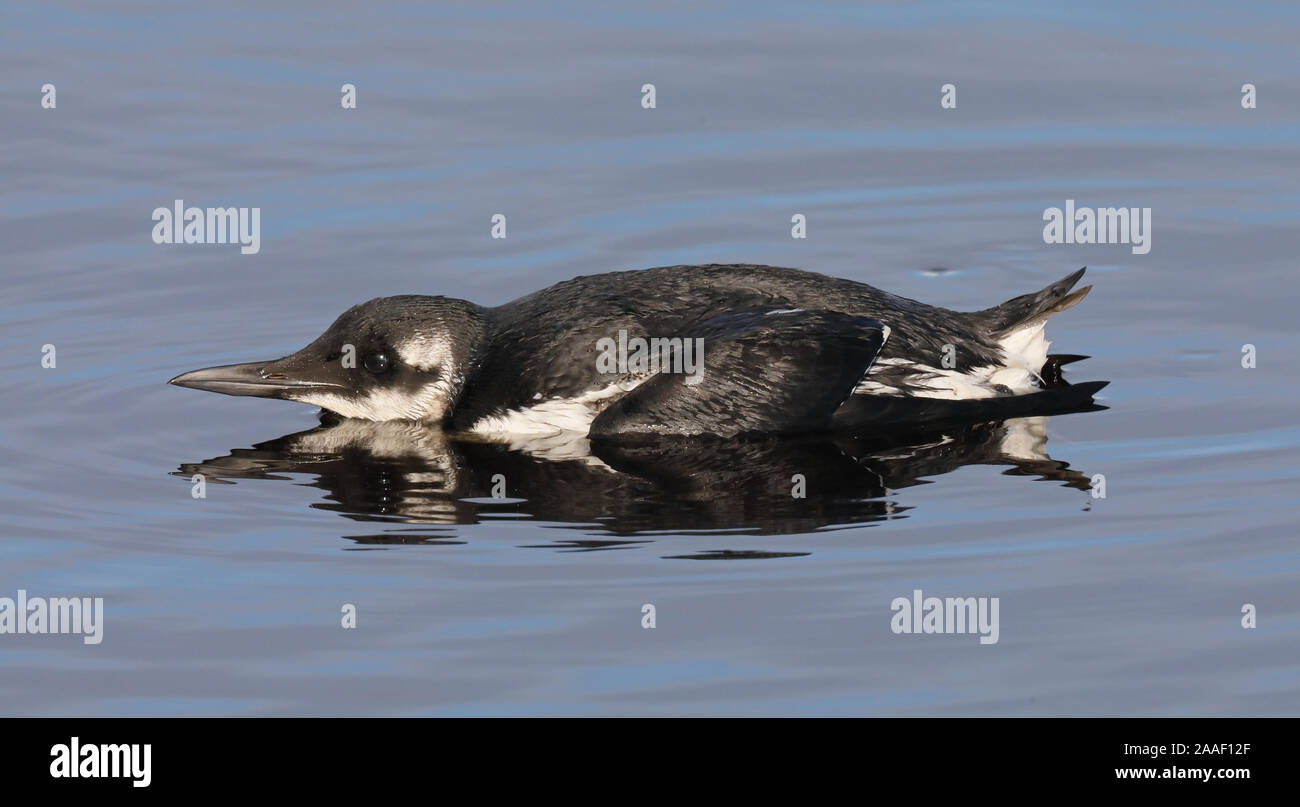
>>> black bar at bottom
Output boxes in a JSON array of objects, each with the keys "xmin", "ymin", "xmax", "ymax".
[{"xmin": 0, "ymin": 717, "xmax": 1283, "ymax": 793}]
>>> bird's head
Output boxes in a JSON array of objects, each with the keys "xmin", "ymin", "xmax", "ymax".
[{"xmin": 170, "ymin": 296, "xmax": 487, "ymax": 422}]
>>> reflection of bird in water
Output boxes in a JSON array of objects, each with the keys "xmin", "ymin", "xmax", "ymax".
[{"xmin": 175, "ymin": 408, "xmax": 1103, "ymax": 548}]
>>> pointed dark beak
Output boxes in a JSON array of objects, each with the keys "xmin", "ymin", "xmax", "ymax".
[{"xmin": 169, "ymin": 360, "xmax": 342, "ymax": 398}]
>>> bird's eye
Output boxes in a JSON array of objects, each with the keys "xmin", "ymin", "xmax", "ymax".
[{"xmin": 363, "ymin": 353, "xmax": 391, "ymax": 374}]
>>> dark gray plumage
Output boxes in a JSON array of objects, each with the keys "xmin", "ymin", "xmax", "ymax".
[{"xmin": 170, "ymin": 263, "xmax": 1105, "ymax": 437}]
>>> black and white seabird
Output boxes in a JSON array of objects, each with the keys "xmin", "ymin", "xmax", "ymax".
[{"xmin": 169, "ymin": 264, "xmax": 1106, "ymax": 438}]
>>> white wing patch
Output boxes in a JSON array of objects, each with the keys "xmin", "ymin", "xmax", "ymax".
[
  {"xmin": 989, "ymin": 321, "xmax": 1048, "ymax": 390},
  {"xmin": 853, "ymin": 321, "xmax": 1050, "ymax": 400},
  {"xmin": 469, "ymin": 378, "xmax": 645, "ymax": 437}
]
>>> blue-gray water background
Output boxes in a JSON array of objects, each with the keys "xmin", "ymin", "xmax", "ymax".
[{"xmin": 1, "ymin": 0, "xmax": 1297, "ymax": 715}]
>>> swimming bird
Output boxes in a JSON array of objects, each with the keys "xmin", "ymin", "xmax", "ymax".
[{"xmin": 169, "ymin": 264, "xmax": 1105, "ymax": 439}]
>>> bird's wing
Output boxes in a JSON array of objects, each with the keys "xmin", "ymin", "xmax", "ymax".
[
  {"xmin": 830, "ymin": 379, "xmax": 1109, "ymax": 434},
  {"xmin": 589, "ymin": 309, "xmax": 888, "ymax": 439}
]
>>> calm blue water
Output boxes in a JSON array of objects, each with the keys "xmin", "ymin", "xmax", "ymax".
[{"xmin": 1, "ymin": 0, "xmax": 1297, "ymax": 716}]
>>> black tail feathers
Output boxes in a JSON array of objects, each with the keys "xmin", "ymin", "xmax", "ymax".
[{"xmin": 977, "ymin": 267, "xmax": 1092, "ymax": 336}]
